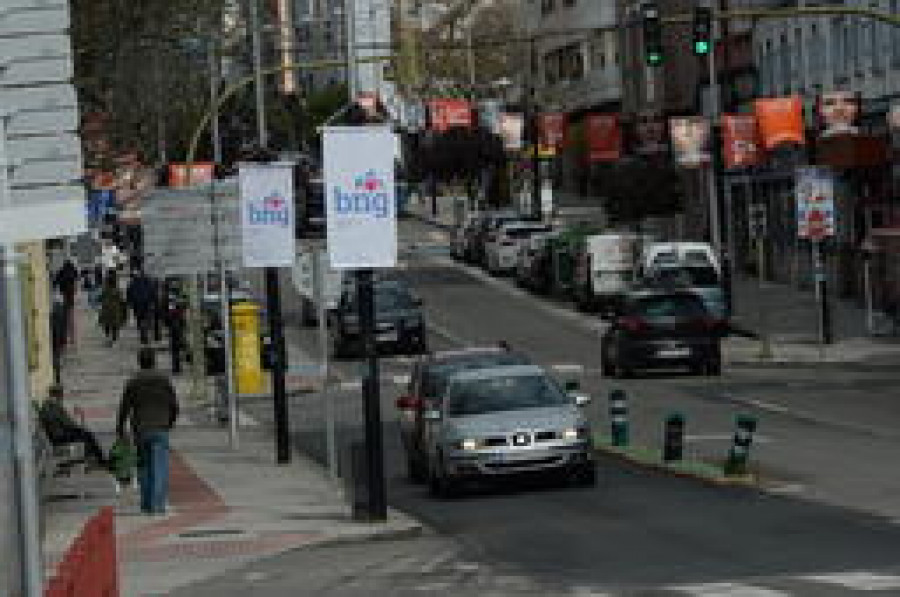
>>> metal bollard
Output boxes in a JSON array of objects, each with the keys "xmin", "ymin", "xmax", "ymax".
[
  {"xmin": 609, "ymin": 389, "xmax": 629, "ymax": 447},
  {"xmin": 724, "ymin": 414, "xmax": 758, "ymax": 476},
  {"xmin": 663, "ymin": 412, "xmax": 685, "ymax": 463}
]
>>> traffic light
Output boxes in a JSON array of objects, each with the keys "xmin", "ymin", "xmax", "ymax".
[
  {"xmin": 693, "ymin": 6, "xmax": 712, "ymax": 56},
  {"xmin": 641, "ymin": 3, "xmax": 663, "ymax": 66}
]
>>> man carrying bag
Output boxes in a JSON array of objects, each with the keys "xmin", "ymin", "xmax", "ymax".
[{"xmin": 117, "ymin": 347, "xmax": 179, "ymax": 514}]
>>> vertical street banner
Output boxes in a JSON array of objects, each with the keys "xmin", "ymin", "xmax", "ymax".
[
  {"xmin": 795, "ymin": 166, "xmax": 836, "ymax": 241},
  {"xmin": 427, "ymin": 99, "xmax": 473, "ymax": 132},
  {"xmin": 323, "ymin": 126, "xmax": 397, "ymax": 269},
  {"xmin": 499, "ymin": 113, "xmax": 524, "ymax": 152},
  {"xmin": 585, "ymin": 114, "xmax": 622, "ymax": 162},
  {"xmin": 239, "ymin": 163, "xmax": 296, "ymax": 268},
  {"xmin": 538, "ymin": 112, "xmax": 566, "ymax": 155},
  {"xmin": 169, "ymin": 162, "xmax": 214, "ymax": 187},
  {"xmin": 669, "ymin": 116, "xmax": 711, "ymax": 167},
  {"xmin": 754, "ymin": 95, "xmax": 805, "ymax": 151},
  {"xmin": 721, "ymin": 114, "xmax": 762, "ymax": 170}
]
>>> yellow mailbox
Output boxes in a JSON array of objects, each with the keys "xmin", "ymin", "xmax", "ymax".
[{"xmin": 231, "ymin": 302, "xmax": 264, "ymax": 395}]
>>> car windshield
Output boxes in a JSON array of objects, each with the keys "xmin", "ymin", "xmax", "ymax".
[
  {"xmin": 634, "ymin": 295, "xmax": 707, "ymax": 318},
  {"xmin": 445, "ymin": 374, "xmax": 570, "ymax": 417},
  {"xmin": 424, "ymin": 354, "xmax": 530, "ymax": 398},
  {"xmin": 344, "ymin": 287, "xmax": 417, "ymax": 312},
  {"xmin": 650, "ymin": 266, "xmax": 719, "ymax": 288}
]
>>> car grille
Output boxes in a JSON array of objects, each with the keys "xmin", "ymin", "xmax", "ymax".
[
  {"xmin": 482, "ymin": 437, "xmax": 508, "ymax": 447},
  {"xmin": 534, "ymin": 431, "xmax": 559, "ymax": 442},
  {"xmin": 485, "ymin": 456, "xmax": 564, "ymax": 469}
]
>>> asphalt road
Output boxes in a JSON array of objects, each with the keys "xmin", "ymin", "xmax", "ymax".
[{"xmin": 200, "ymin": 218, "xmax": 900, "ymax": 595}]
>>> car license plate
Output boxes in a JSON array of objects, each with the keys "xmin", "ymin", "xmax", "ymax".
[
  {"xmin": 658, "ymin": 347, "xmax": 691, "ymax": 358},
  {"xmin": 377, "ymin": 331, "xmax": 398, "ymax": 343}
]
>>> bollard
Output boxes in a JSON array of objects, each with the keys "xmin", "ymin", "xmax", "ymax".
[
  {"xmin": 663, "ymin": 412, "xmax": 685, "ymax": 463},
  {"xmin": 609, "ymin": 389, "xmax": 629, "ymax": 447},
  {"xmin": 724, "ymin": 414, "xmax": 758, "ymax": 476}
]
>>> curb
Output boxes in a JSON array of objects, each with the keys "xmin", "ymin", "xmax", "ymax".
[
  {"xmin": 594, "ymin": 439, "xmax": 757, "ymax": 490},
  {"xmin": 297, "ymin": 517, "xmax": 425, "ymax": 552}
]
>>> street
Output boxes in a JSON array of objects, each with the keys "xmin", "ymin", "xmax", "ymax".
[{"xmin": 195, "ymin": 217, "xmax": 900, "ymax": 596}]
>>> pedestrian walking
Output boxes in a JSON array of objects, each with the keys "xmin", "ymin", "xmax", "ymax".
[
  {"xmin": 116, "ymin": 347, "xmax": 179, "ymax": 515},
  {"xmin": 54, "ymin": 258, "xmax": 79, "ymax": 343},
  {"xmin": 127, "ymin": 270, "xmax": 156, "ymax": 345},
  {"xmin": 98, "ymin": 272, "xmax": 126, "ymax": 345},
  {"xmin": 50, "ymin": 292, "xmax": 68, "ymax": 384}
]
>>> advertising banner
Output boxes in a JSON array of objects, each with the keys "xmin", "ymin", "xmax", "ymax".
[
  {"xmin": 323, "ymin": 126, "xmax": 397, "ymax": 269},
  {"xmin": 795, "ymin": 166, "xmax": 836, "ymax": 241},
  {"xmin": 428, "ymin": 99, "xmax": 473, "ymax": 132},
  {"xmin": 499, "ymin": 113, "xmax": 524, "ymax": 152},
  {"xmin": 721, "ymin": 114, "xmax": 762, "ymax": 169},
  {"xmin": 585, "ymin": 114, "xmax": 621, "ymax": 162},
  {"xmin": 754, "ymin": 96, "xmax": 805, "ymax": 151},
  {"xmin": 169, "ymin": 162, "xmax": 214, "ymax": 187},
  {"xmin": 538, "ymin": 112, "xmax": 566, "ymax": 154},
  {"xmin": 239, "ymin": 163, "xmax": 296, "ymax": 268},
  {"xmin": 669, "ymin": 116, "xmax": 711, "ymax": 167},
  {"xmin": 632, "ymin": 109, "xmax": 668, "ymax": 157},
  {"xmin": 816, "ymin": 90, "xmax": 860, "ymax": 138}
]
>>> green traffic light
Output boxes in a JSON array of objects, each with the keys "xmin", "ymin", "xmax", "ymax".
[
  {"xmin": 694, "ymin": 40, "xmax": 710, "ymax": 55},
  {"xmin": 647, "ymin": 53, "xmax": 663, "ymax": 66}
]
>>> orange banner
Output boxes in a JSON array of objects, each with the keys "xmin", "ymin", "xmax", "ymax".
[
  {"xmin": 168, "ymin": 163, "xmax": 214, "ymax": 187},
  {"xmin": 721, "ymin": 114, "xmax": 762, "ymax": 169},
  {"xmin": 585, "ymin": 114, "xmax": 622, "ymax": 162},
  {"xmin": 754, "ymin": 96, "xmax": 805, "ymax": 151},
  {"xmin": 428, "ymin": 99, "xmax": 473, "ymax": 132},
  {"xmin": 538, "ymin": 112, "xmax": 566, "ymax": 154}
]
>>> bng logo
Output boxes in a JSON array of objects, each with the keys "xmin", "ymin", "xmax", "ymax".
[
  {"xmin": 334, "ymin": 170, "xmax": 391, "ymax": 219},
  {"xmin": 248, "ymin": 192, "xmax": 290, "ymax": 227}
]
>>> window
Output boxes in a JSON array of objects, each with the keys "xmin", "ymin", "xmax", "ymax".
[
  {"xmin": 794, "ymin": 27, "xmax": 804, "ymax": 91},
  {"xmin": 871, "ymin": 18, "xmax": 883, "ymax": 73},
  {"xmin": 779, "ymin": 33, "xmax": 790, "ymax": 94},
  {"xmin": 541, "ymin": 0, "xmax": 554, "ymax": 15}
]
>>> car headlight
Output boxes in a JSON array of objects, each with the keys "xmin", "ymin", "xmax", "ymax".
[
  {"xmin": 455, "ymin": 439, "xmax": 479, "ymax": 451},
  {"xmin": 562, "ymin": 428, "xmax": 579, "ymax": 441}
]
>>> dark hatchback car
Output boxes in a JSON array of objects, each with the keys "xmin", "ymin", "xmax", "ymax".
[
  {"xmin": 600, "ymin": 289, "xmax": 723, "ymax": 378},
  {"xmin": 329, "ymin": 280, "xmax": 427, "ymax": 358},
  {"xmin": 395, "ymin": 346, "xmax": 531, "ymax": 482}
]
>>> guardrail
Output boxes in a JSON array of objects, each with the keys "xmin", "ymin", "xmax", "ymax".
[{"xmin": 45, "ymin": 506, "xmax": 118, "ymax": 597}]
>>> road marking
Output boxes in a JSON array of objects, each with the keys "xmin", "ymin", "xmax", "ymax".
[
  {"xmin": 338, "ymin": 380, "xmax": 363, "ymax": 391},
  {"xmin": 801, "ymin": 571, "xmax": 900, "ymax": 591},
  {"xmin": 569, "ymin": 587, "xmax": 613, "ymax": 596},
  {"xmin": 669, "ymin": 582, "xmax": 789, "ymax": 596},
  {"xmin": 765, "ymin": 483, "xmax": 806, "ymax": 496},
  {"xmin": 726, "ymin": 396, "xmax": 790, "ymax": 414},
  {"xmin": 551, "ymin": 363, "xmax": 585, "ymax": 374},
  {"xmin": 427, "ymin": 318, "xmax": 470, "ymax": 347}
]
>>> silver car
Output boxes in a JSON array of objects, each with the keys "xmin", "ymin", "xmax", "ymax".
[{"xmin": 424, "ymin": 365, "xmax": 596, "ymax": 497}]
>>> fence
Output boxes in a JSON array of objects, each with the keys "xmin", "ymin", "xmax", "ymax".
[{"xmin": 45, "ymin": 506, "xmax": 118, "ymax": 597}]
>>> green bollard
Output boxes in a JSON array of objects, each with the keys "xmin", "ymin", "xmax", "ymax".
[
  {"xmin": 724, "ymin": 414, "xmax": 758, "ymax": 476},
  {"xmin": 609, "ymin": 389, "xmax": 629, "ymax": 447},
  {"xmin": 663, "ymin": 412, "xmax": 685, "ymax": 463}
]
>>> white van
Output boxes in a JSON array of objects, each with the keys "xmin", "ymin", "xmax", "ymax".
[
  {"xmin": 486, "ymin": 221, "xmax": 553, "ymax": 275},
  {"xmin": 642, "ymin": 242, "xmax": 721, "ymax": 277},
  {"xmin": 573, "ymin": 233, "xmax": 643, "ymax": 311}
]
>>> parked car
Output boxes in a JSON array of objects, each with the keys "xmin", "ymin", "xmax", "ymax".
[
  {"xmin": 472, "ymin": 211, "xmax": 526, "ymax": 267},
  {"xmin": 572, "ymin": 233, "xmax": 644, "ymax": 313},
  {"xmin": 514, "ymin": 231, "xmax": 557, "ymax": 288},
  {"xmin": 395, "ymin": 345, "xmax": 532, "ymax": 482},
  {"xmin": 328, "ymin": 279, "xmax": 427, "ymax": 358},
  {"xmin": 642, "ymin": 242, "xmax": 721, "ymax": 277},
  {"xmin": 601, "ymin": 289, "xmax": 723, "ymax": 378},
  {"xmin": 451, "ymin": 214, "xmax": 483, "ymax": 261},
  {"xmin": 423, "ymin": 364, "xmax": 595, "ymax": 497},
  {"xmin": 485, "ymin": 222, "xmax": 553, "ymax": 276}
]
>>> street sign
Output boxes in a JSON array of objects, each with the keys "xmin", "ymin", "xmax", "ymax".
[
  {"xmin": 323, "ymin": 126, "xmax": 397, "ymax": 269},
  {"xmin": 143, "ymin": 189, "xmax": 215, "ymax": 275},
  {"xmin": 239, "ymin": 163, "xmax": 296, "ymax": 268},
  {"xmin": 748, "ymin": 203, "xmax": 768, "ymax": 240},
  {"xmin": 795, "ymin": 166, "xmax": 836, "ymax": 241}
]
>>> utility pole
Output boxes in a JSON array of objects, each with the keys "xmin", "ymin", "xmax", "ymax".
[
  {"xmin": 526, "ymin": 38, "xmax": 541, "ymax": 220},
  {"xmin": 250, "ymin": 0, "xmax": 291, "ymax": 464}
]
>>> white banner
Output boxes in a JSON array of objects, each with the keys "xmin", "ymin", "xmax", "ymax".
[
  {"xmin": 323, "ymin": 126, "xmax": 397, "ymax": 269},
  {"xmin": 239, "ymin": 163, "xmax": 296, "ymax": 268}
]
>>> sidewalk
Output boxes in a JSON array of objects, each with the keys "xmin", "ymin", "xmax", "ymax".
[{"xmin": 43, "ymin": 295, "xmax": 421, "ymax": 595}]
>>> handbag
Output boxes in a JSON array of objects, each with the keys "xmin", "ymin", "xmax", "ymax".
[{"xmin": 109, "ymin": 436, "xmax": 138, "ymax": 483}]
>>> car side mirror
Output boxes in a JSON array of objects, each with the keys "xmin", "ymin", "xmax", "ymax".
[{"xmin": 422, "ymin": 408, "xmax": 442, "ymax": 421}]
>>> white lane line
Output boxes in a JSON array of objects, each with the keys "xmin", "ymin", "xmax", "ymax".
[
  {"xmin": 668, "ymin": 582, "xmax": 789, "ymax": 596},
  {"xmin": 800, "ymin": 571, "xmax": 900, "ymax": 591},
  {"xmin": 427, "ymin": 318, "xmax": 470, "ymax": 347},
  {"xmin": 551, "ymin": 363, "xmax": 586, "ymax": 374},
  {"xmin": 765, "ymin": 483, "xmax": 806, "ymax": 496},
  {"xmin": 724, "ymin": 396, "xmax": 790, "ymax": 414}
]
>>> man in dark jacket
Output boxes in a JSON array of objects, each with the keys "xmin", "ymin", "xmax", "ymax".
[
  {"xmin": 117, "ymin": 348, "xmax": 179, "ymax": 514},
  {"xmin": 126, "ymin": 271, "xmax": 156, "ymax": 344},
  {"xmin": 54, "ymin": 259, "xmax": 79, "ymax": 343}
]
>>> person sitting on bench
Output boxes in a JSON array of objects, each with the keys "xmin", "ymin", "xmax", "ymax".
[{"xmin": 38, "ymin": 385, "xmax": 108, "ymax": 469}]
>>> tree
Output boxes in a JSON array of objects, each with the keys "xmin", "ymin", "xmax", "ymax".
[{"xmin": 591, "ymin": 162, "xmax": 687, "ymax": 225}]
